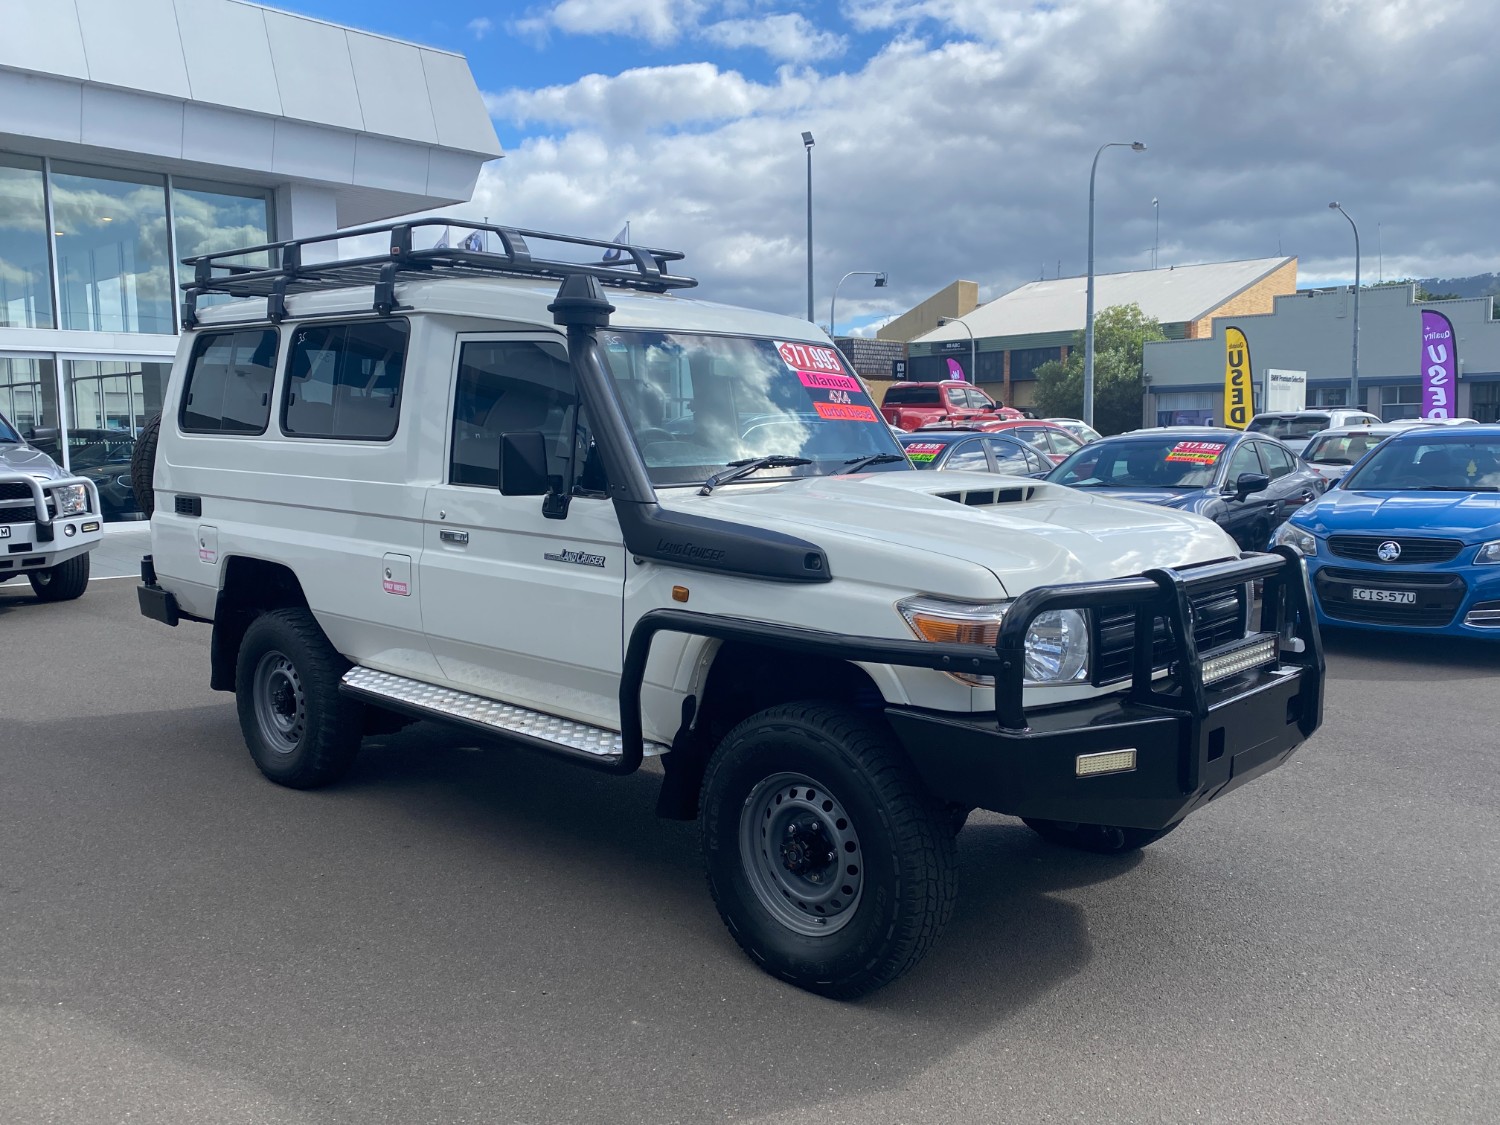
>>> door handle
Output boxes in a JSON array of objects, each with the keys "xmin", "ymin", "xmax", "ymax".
[{"xmin": 439, "ymin": 529, "xmax": 469, "ymax": 545}]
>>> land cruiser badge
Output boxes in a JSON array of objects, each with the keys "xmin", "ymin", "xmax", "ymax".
[{"xmin": 545, "ymin": 548, "xmax": 606, "ymax": 568}]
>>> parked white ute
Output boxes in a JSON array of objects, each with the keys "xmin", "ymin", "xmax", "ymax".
[
  {"xmin": 1, "ymin": 409, "xmax": 102, "ymax": 601},
  {"xmin": 135, "ymin": 221, "xmax": 1325, "ymax": 997}
]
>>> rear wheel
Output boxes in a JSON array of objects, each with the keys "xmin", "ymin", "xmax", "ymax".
[
  {"xmin": 29, "ymin": 553, "xmax": 90, "ymax": 601},
  {"xmin": 1021, "ymin": 817, "xmax": 1181, "ymax": 854},
  {"xmin": 235, "ymin": 608, "xmax": 363, "ymax": 788},
  {"xmin": 700, "ymin": 702, "xmax": 956, "ymax": 999}
]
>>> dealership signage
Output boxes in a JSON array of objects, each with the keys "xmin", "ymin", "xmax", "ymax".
[
  {"xmin": 1420, "ymin": 310, "xmax": 1457, "ymax": 419},
  {"xmin": 1223, "ymin": 327, "xmax": 1252, "ymax": 429},
  {"xmin": 1264, "ymin": 368, "xmax": 1307, "ymax": 412}
]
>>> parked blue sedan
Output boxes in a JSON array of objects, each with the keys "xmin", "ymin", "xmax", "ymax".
[
  {"xmin": 1272, "ymin": 425, "xmax": 1500, "ymax": 637},
  {"xmin": 1046, "ymin": 427, "xmax": 1324, "ymax": 552}
]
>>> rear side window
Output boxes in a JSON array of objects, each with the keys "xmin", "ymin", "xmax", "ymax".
[
  {"xmin": 1259, "ymin": 441, "xmax": 1296, "ymax": 478},
  {"xmin": 179, "ymin": 328, "xmax": 278, "ymax": 434},
  {"xmin": 882, "ymin": 386, "xmax": 937, "ymax": 405},
  {"xmin": 283, "ymin": 320, "xmax": 408, "ymax": 440}
]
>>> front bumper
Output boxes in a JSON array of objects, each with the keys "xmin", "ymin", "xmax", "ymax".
[
  {"xmin": 625, "ymin": 548, "xmax": 1324, "ymax": 831},
  {"xmin": 0, "ymin": 471, "xmax": 103, "ymax": 575},
  {"xmin": 1308, "ymin": 556, "xmax": 1500, "ymax": 637}
]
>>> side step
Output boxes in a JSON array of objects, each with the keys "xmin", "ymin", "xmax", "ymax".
[{"xmin": 340, "ymin": 666, "xmax": 668, "ymax": 767}]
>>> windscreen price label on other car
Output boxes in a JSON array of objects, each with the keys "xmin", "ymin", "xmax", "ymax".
[{"xmin": 1165, "ymin": 441, "xmax": 1227, "ymax": 465}]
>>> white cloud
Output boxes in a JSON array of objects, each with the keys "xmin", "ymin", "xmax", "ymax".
[
  {"xmin": 467, "ymin": 17, "xmax": 494, "ymax": 39},
  {"xmin": 471, "ymin": 0, "xmax": 1500, "ymax": 321},
  {"xmin": 512, "ymin": 0, "xmax": 711, "ymax": 46},
  {"xmin": 703, "ymin": 13, "xmax": 848, "ymax": 62}
]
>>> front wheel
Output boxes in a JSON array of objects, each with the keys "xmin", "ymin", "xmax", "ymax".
[
  {"xmin": 235, "ymin": 608, "xmax": 363, "ymax": 788},
  {"xmin": 1021, "ymin": 817, "xmax": 1181, "ymax": 854},
  {"xmin": 29, "ymin": 553, "xmax": 90, "ymax": 601},
  {"xmin": 700, "ymin": 702, "xmax": 956, "ymax": 999}
]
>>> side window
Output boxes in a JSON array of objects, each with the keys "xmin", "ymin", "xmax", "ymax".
[
  {"xmin": 943, "ymin": 438, "xmax": 988, "ymax": 471},
  {"xmin": 964, "ymin": 388, "xmax": 992, "ymax": 410},
  {"xmin": 1026, "ymin": 445, "xmax": 1053, "ymax": 473},
  {"xmin": 1225, "ymin": 442, "xmax": 1263, "ymax": 484},
  {"xmin": 983, "ymin": 436, "xmax": 1032, "ymax": 475},
  {"xmin": 283, "ymin": 319, "xmax": 408, "ymax": 440},
  {"xmin": 1259, "ymin": 441, "xmax": 1296, "ymax": 478},
  {"xmin": 450, "ymin": 339, "xmax": 579, "ymax": 488},
  {"xmin": 1047, "ymin": 429, "xmax": 1083, "ymax": 456},
  {"xmin": 944, "ymin": 387, "xmax": 967, "ymax": 408},
  {"xmin": 179, "ymin": 328, "xmax": 278, "ymax": 434}
]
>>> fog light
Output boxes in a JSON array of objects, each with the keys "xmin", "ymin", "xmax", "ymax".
[
  {"xmin": 1076, "ymin": 748, "xmax": 1137, "ymax": 777},
  {"xmin": 1201, "ymin": 637, "xmax": 1278, "ymax": 685},
  {"xmin": 64, "ymin": 524, "xmax": 77, "ymax": 537}
]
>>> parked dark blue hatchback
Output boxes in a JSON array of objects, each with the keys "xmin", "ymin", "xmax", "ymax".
[{"xmin": 1046, "ymin": 428, "xmax": 1325, "ymax": 552}]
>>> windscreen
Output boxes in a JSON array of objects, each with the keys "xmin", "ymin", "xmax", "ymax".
[
  {"xmin": 1050, "ymin": 437, "xmax": 1229, "ymax": 488},
  {"xmin": 0, "ymin": 413, "xmax": 20, "ymax": 444},
  {"xmin": 1302, "ymin": 431, "xmax": 1386, "ymax": 466},
  {"xmin": 598, "ymin": 331, "xmax": 906, "ymax": 486},
  {"xmin": 1247, "ymin": 413, "xmax": 1332, "ymax": 441},
  {"xmin": 1342, "ymin": 435, "xmax": 1500, "ymax": 491}
]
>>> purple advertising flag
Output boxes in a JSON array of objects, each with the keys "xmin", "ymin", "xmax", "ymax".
[
  {"xmin": 945, "ymin": 357, "xmax": 967, "ymax": 382},
  {"xmin": 1420, "ymin": 309, "xmax": 1457, "ymax": 419}
]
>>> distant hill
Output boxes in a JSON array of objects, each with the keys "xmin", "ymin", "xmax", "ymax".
[{"xmin": 1415, "ymin": 272, "xmax": 1500, "ymax": 299}]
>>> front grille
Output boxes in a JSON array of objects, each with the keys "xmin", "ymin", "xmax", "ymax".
[
  {"xmin": 0, "ymin": 496, "xmax": 52, "ymax": 524},
  {"xmin": 1315, "ymin": 566, "xmax": 1465, "ymax": 627},
  {"xmin": 1093, "ymin": 584, "xmax": 1248, "ymax": 685},
  {"xmin": 1328, "ymin": 535, "xmax": 1464, "ymax": 564},
  {"xmin": 0, "ymin": 481, "xmax": 34, "ymax": 502}
]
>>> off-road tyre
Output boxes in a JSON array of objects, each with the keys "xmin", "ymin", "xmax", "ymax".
[
  {"xmin": 700, "ymin": 702, "xmax": 957, "ymax": 999},
  {"xmin": 129, "ymin": 412, "xmax": 161, "ymax": 520},
  {"xmin": 235, "ymin": 608, "xmax": 363, "ymax": 789},
  {"xmin": 1021, "ymin": 817, "xmax": 1181, "ymax": 855},
  {"xmin": 29, "ymin": 553, "xmax": 90, "ymax": 601}
]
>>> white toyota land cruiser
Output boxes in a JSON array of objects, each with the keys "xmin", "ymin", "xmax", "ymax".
[
  {"xmin": 1, "ymin": 408, "xmax": 102, "ymax": 601},
  {"xmin": 135, "ymin": 221, "xmax": 1324, "ymax": 997}
]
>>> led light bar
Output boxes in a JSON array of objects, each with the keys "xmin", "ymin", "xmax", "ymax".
[
  {"xmin": 1076, "ymin": 748, "xmax": 1137, "ymax": 777},
  {"xmin": 1201, "ymin": 636, "xmax": 1278, "ymax": 686}
]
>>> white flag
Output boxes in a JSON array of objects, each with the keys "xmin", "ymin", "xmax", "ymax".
[
  {"xmin": 461, "ymin": 230, "xmax": 484, "ymax": 252},
  {"xmin": 433, "ymin": 227, "xmax": 451, "ymax": 249},
  {"xmin": 602, "ymin": 223, "xmax": 628, "ymax": 262}
]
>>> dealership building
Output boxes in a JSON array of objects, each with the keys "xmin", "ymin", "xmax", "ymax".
[
  {"xmin": 0, "ymin": 0, "xmax": 500, "ymax": 519},
  {"xmin": 1141, "ymin": 283, "xmax": 1500, "ymax": 425}
]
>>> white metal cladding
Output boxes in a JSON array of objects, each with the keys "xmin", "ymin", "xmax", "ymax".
[{"xmin": 342, "ymin": 666, "xmax": 670, "ymax": 759}]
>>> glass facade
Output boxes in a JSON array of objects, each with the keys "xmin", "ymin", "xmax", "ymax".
[
  {"xmin": 0, "ymin": 148, "xmax": 276, "ymax": 521},
  {"xmin": 0, "ymin": 154, "xmax": 53, "ymax": 328},
  {"xmin": 1471, "ymin": 382, "xmax": 1500, "ymax": 424},
  {"xmin": 51, "ymin": 161, "xmax": 174, "ymax": 335},
  {"xmin": 1379, "ymin": 383, "xmax": 1421, "ymax": 421}
]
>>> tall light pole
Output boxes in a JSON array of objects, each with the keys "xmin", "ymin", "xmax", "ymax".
[
  {"xmin": 1329, "ymin": 202, "xmax": 1361, "ymax": 411},
  {"xmin": 802, "ymin": 131, "xmax": 815, "ymax": 322},
  {"xmin": 938, "ymin": 316, "xmax": 976, "ymax": 385},
  {"xmin": 829, "ymin": 270, "xmax": 887, "ymax": 339},
  {"xmin": 1084, "ymin": 140, "xmax": 1145, "ymax": 428},
  {"xmin": 1152, "ymin": 197, "xmax": 1159, "ymax": 269}
]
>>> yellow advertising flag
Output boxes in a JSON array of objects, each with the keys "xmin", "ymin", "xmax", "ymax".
[{"xmin": 1223, "ymin": 326, "xmax": 1252, "ymax": 429}]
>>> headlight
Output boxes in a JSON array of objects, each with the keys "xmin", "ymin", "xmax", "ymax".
[
  {"xmin": 1476, "ymin": 540, "xmax": 1500, "ymax": 565},
  {"xmin": 1272, "ymin": 521, "xmax": 1317, "ymax": 557},
  {"xmin": 897, "ymin": 596, "xmax": 1090, "ymax": 686},
  {"xmin": 50, "ymin": 483, "xmax": 89, "ymax": 516}
]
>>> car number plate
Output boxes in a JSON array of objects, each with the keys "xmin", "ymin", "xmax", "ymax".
[
  {"xmin": 0, "ymin": 526, "xmax": 9, "ymax": 538},
  {"xmin": 1351, "ymin": 587, "xmax": 1416, "ymax": 605}
]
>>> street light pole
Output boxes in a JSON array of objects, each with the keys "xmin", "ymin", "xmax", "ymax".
[
  {"xmin": 1152, "ymin": 197, "xmax": 1159, "ymax": 270},
  {"xmin": 938, "ymin": 316, "xmax": 976, "ymax": 385},
  {"xmin": 829, "ymin": 270, "xmax": 887, "ymax": 340},
  {"xmin": 802, "ymin": 131, "xmax": 815, "ymax": 322},
  {"xmin": 1084, "ymin": 140, "xmax": 1145, "ymax": 428},
  {"xmin": 1329, "ymin": 202, "xmax": 1361, "ymax": 411}
]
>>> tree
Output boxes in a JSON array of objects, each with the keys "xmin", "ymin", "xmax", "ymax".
[
  {"xmin": 1032, "ymin": 303, "xmax": 1165, "ymax": 435},
  {"xmin": 1371, "ymin": 278, "xmax": 1461, "ymax": 301}
]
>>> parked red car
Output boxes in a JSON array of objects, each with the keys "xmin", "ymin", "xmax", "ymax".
[{"xmin": 879, "ymin": 381, "xmax": 1021, "ymax": 431}]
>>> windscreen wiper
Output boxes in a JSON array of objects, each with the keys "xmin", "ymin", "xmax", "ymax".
[
  {"xmin": 841, "ymin": 453, "xmax": 908, "ymax": 474},
  {"xmin": 1416, "ymin": 484, "xmax": 1500, "ymax": 492},
  {"xmin": 699, "ymin": 455, "xmax": 813, "ymax": 496}
]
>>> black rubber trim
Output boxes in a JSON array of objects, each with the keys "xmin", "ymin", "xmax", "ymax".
[{"xmin": 136, "ymin": 583, "xmax": 180, "ymax": 627}]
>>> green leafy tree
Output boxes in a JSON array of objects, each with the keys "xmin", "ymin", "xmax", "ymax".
[
  {"xmin": 1371, "ymin": 278, "xmax": 1461, "ymax": 301},
  {"xmin": 1032, "ymin": 303, "xmax": 1165, "ymax": 435}
]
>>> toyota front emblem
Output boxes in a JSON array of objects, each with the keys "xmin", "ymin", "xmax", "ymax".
[{"xmin": 1377, "ymin": 540, "xmax": 1402, "ymax": 562}]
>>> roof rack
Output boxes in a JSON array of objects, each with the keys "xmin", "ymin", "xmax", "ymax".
[{"xmin": 179, "ymin": 218, "xmax": 697, "ymax": 328}]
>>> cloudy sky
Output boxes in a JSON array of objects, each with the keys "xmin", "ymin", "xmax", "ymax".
[{"xmin": 292, "ymin": 0, "xmax": 1499, "ymax": 334}]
